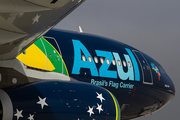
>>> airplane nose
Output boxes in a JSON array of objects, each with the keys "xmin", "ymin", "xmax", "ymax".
[
  {"xmin": 143, "ymin": 53, "xmax": 175, "ymax": 95},
  {"xmin": 152, "ymin": 62, "xmax": 175, "ymax": 95},
  {"xmin": 151, "ymin": 62, "xmax": 175, "ymax": 96},
  {"xmin": 162, "ymin": 74, "xmax": 175, "ymax": 94},
  {"xmin": 157, "ymin": 73, "xmax": 175, "ymax": 108},
  {"xmin": 141, "ymin": 53, "xmax": 175, "ymax": 106},
  {"xmin": 150, "ymin": 62, "xmax": 175, "ymax": 107}
]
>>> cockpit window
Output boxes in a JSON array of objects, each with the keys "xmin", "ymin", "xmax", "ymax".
[
  {"xmin": 157, "ymin": 65, "xmax": 166, "ymax": 74},
  {"xmin": 143, "ymin": 53, "xmax": 166, "ymax": 75}
]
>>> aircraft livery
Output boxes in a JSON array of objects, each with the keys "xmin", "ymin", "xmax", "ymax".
[{"xmin": 16, "ymin": 29, "xmax": 175, "ymax": 119}]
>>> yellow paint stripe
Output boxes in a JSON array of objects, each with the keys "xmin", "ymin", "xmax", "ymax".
[{"xmin": 17, "ymin": 44, "xmax": 55, "ymax": 71}]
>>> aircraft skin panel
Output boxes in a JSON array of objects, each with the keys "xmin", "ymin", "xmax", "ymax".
[{"xmin": 17, "ymin": 37, "xmax": 69, "ymax": 76}]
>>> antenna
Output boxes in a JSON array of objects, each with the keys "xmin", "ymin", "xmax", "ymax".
[{"xmin": 79, "ymin": 26, "xmax": 83, "ymax": 33}]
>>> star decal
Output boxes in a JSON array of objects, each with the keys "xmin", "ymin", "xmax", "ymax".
[
  {"xmin": 32, "ymin": 14, "xmax": 41, "ymax": 24},
  {"xmin": 14, "ymin": 109, "xmax": 23, "ymax": 120},
  {"xmin": 96, "ymin": 92, "xmax": 105, "ymax": 103},
  {"xmin": 96, "ymin": 103, "xmax": 103, "ymax": 114},
  {"xmin": 28, "ymin": 114, "xmax": 34, "ymax": 120},
  {"xmin": 37, "ymin": 96, "xmax": 48, "ymax": 109},
  {"xmin": 87, "ymin": 106, "xmax": 94, "ymax": 116}
]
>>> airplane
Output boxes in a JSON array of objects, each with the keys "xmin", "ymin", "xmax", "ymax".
[{"xmin": 0, "ymin": 0, "xmax": 175, "ymax": 120}]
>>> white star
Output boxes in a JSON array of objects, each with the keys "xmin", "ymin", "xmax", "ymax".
[
  {"xmin": 28, "ymin": 114, "xmax": 34, "ymax": 120},
  {"xmin": 37, "ymin": 96, "xmax": 48, "ymax": 109},
  {"xmin": 96, "ymin": 103, "xmax": 103, "ymax": 114},
  {"xmin": 87, "ymin": 106, "xmax": 94, "ymax": 116},
  {"xmin": 14, "ymin": 109, "xmax": 23, "ymax": 120},
  {"xmin": 96, "ymin": 92, "xmax": 105, "ymax": 103},
  {"xmin": 32, "ymin": 14, "xmax": 41, "ymax": 24}
]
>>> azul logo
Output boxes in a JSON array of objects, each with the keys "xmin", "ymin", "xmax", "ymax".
[{"xmin": 71, "ymin": 39, "xmax": 140, "ymax": 81}]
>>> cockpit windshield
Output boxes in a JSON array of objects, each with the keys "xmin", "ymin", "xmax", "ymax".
[
  {"xmin": 157, "ymin": 64, "xmax": 166, "ymax": 74},
  {"xmin": 143, "ymin": 53, "xmax": 166, "ymax": 75}
]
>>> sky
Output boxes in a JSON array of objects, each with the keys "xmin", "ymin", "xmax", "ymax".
[{"xmin": 55, "ymin": 0, "xmax": 180, "ymax": 119}]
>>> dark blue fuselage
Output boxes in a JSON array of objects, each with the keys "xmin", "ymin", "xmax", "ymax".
[{"xmin": 44, "ymin": 29, "xmax": 175, "ymax": 119}]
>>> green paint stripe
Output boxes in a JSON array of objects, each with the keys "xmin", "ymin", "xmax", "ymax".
[
  {"xmin": 42, "ymin": 37, "xmax": 69, "ymax": 76},
  {"xmin": 35, "ymin": 37, "xmax": 69, "ymax": 76},
  {"xmin": 107, "ymin": 90, "xmax": 120, "ymax": 120}
]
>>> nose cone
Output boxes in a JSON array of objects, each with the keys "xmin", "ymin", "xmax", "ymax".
[
  {"xmin": 156, "ymin": 73, "xmax": 175, "ymax": 108},
  {"xmin": 151, "ymin": 63, "xmax": 175, "ymax": 106},
  {"xmin": 151, "ymin": 61, "xmax": 175, "ymax": 95},
  {"xmin": 150, "ymin": 62, "xmax": 175, "ymax": 96},
  {"xmin": 161, "ymin": 73, "xmax": 175, "ymax": 94},
  {"xmin": 144, "ymin": 54, "xmax": 175, "ymax": 95},
  {"xmin": 143, "ymin": 54, "xmax": 175, "ymax": 106},
  {"xmin": 170, "ymin": 81, "xmax": 175, "ymax": 96}
]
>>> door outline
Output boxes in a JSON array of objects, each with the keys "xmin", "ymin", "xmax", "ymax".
[
  {"xmin": 132, "ymin": 50, "xmax": 153, "ymax": 85},
  {"xmin": 43, "ymin": 36, "xmax": 64, "ymax": 74}
]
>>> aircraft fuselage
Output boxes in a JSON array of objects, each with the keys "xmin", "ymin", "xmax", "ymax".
[{"xmin": 41, "ymin": 29, "xmax": 175, "ymax": 119}]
